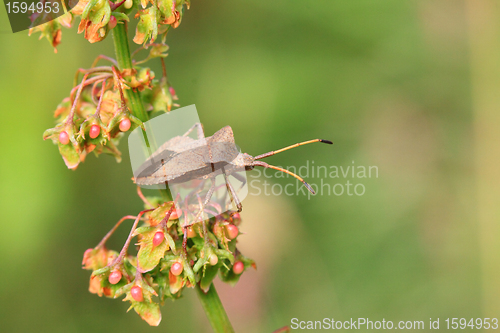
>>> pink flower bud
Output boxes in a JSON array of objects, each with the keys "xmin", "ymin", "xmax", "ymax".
[
  {"xmin": 59, "ymin": 131, "xmax": 70, "ymax": 145},
  {"xmin": 82, "ymin": 248, "xmax": 93, "ymax": 266},
  {"xmin": 213, "ymin": 223, "xmax": 222, "ymax": 236},
  {"xmin": 108, "ymin": 270, "xmax": 122, "ymax": 285},
  {"xmin": 233, "ymin": 261, "xmax": 244, "ymax": 275},
  {"xmin": 226, "ymin": 225, "xmax": 239, "ymax": 240},
  {"xmin": 209, "ymin": 254, "xmax": 218, "ymax": 266},
  {"xmin": 169, "ymin": 86, "xmax": 177, "ymax": 98},
  {"xmin": 170, "ymin": 208, "xmax": 182, "ymax": 220},
  {"xmin": 152, "ymin": 231, "xmax": 164, "ymax": 247},
  {"xmin": 108, "ymin": 16, "xmax": 117, "ymax": 29},
  {"xmin": 89, "ymin": 125, "xmax": 100, "ymax": 139},
  {"xmin": 119, "ymin": 118, "xmax": 131, "ymax": 132},
  {"xmin": 170, "ymin": 262, "xmax": 183, "ymax": 276},
  {"xmin": 130, "ymin": 286, "xmax": 144, "ymax": 302},
  {"xmin": 186, "ymin": 227, "xmax": 196, "ymax": 238}
]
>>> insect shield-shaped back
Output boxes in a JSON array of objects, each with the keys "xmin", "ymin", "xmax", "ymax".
[
  {"xmin": 134, "ymin": 127, "xmax": 240, "ymax": 185},
  {"xmin": 128, "ymin": 105, "xmax": 249, "ymax": 225}
]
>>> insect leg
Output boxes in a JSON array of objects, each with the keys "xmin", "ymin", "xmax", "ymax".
[
  {"xmin": 223, "ymin": 169, "xmax": 242, "ymax": 213},
  {"xmin": 182, "ymin": 122, "xmax": 205, "ymax": 139},
  {"xmin": 191, "ymin": 177, "xmax": 217, "ymax": 223},
  {"xmin": 182, "ymin": 177, "xmax": 217, "ymax": 248},
  {"xmin": 229, "ymin": 171, "xmax": 247, "ymax": 192},
  {"xmin": 182, "ymin": 225, "xmax": 188, "ymax": 256}
]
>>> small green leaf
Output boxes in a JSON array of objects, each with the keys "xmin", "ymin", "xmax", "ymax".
[
  {"xmin": 181, "ymin": 256, "xmax": 196, "ymax": 285},
  {"xmin": 193, "ymin": 254, "xmax": 208, "ymax": 273},
  {"xmin": 191, "ymin": 236, "xmax": 205, "ymax": 250},
  {"xmin": 114, "ymin": 281, "xmax": 134, "ymax": 298},
  {"xmin": 199, "ymin": 263, "xmax": 219, "ymax": 293},
  {"xmin": 92, "ymin": 266, "xmax": 111, "ymax": 276},
  {"xmin": 43, "ymin": 127, "xmax": 59, "ymax": 141},
  {"xmin": 78, "ymin": 0, "xmax": 111, "ymax": 43},
  {"xmin": 157, "ymin": 0, "xmax": 174, "ymax": 20},
  {"xmin": 148, "ymin": 43, "xmax": 169, "ymax": 59},
  {"xmin": 219, "ymin": 260, "xmax": 240, "ymax": 285},
  {"xmin": 145, "ymin": 196, "xmax": 163, "ymax": 207},
  {"xmin": 147, "ymin": 201, "xmax": 175, "ymax": 226},
  {"xmin": 219, "ymin": 256, "xmax": 255, "ymax": 286},
  {"xmin": 100, "ymin": 274, "xmax": 128, "ymax": 298},
  {"xmin": 164, "ymin": 232, "xmax": 177, "ymax": 253},
  {"xmin": 142, "ymin": 280, "xmax": 158, "ymax": 297},
  {"xmin": 215, "ymin": 249, "xmax": 234, "ymax": 264},
  {"xmin": 58, "ymin": 142, "xmax": 80, "ymax": 169},
  {"xmin": 101, "ymin": 139, "xmax": 122, "ymax": 162},
  {"xmin": 133, "ymin": 301, "xmax": 162, "ymax": 326},
  {"xmin": 81, "ymin": 0, "xmax": 99, "ymax": 19},
  {"xmin": 137, "ymin": 229, "xmax": 169, "ymax": 272},
  {"xmin": 155, "ymin": 272, "xmax": 169, "ymax": 303},
  {"xmin": 111, "ymin": 12, "xmax": 130, "ymax": 22},
  {"xmin": 133, "ymin": 7, "xmax": 158, "ymax": 45},
  {"xmin": 169, "ymin": 271, "xmax": 185, "ymax": 294},
  {"xmin": 133, "ymin": 226, "xmax": 154, "ymax": 237},
  {"xmin": 82, "ymin": 247, "xmax": 117, "ymax": 271},
  {"xmin": 29, "ymin": 19, "xmax": 62, "ymax": 52},
  {"xmin": 151, "ymin": 83, "xmax": 173, "ymax": 112}
]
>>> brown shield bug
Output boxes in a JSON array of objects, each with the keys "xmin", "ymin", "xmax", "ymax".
[{"xmin": 133, "ymin": 123, "xmax": 332, "ymax": 221}]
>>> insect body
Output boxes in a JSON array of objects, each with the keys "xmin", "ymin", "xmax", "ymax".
[
  {"xmin": 134, "ymin": 124, "xmax": 240, "ymax": 185},
  {"xmin": 134, "ymin": 124, "xmax": 332, "ymax": 223}
]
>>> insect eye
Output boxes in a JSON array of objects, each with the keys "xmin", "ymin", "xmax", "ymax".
[{"xmin": 245, "ymin": 165, "xmax": 254, "ymax": 171}]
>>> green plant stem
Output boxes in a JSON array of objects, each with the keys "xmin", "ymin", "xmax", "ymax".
[
  {"xmin": 112, "ymin": 23, "xmax": 148, "ymax": 122},
  {"xmin": 112, "ymin": 23, "xmax": 172, "ymax": 202},
  {"xmin": 111, "ymin": 22, "xmax": 235, "ymax": 332},
  {"xmin": 196, "ymin": 284, "xmax": 235, "ymax": 333}
]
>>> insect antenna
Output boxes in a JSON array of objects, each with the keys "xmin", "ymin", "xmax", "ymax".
[
  {"xmin": 254, "ymin": 139, "xmax": 332, "ymax": 160},
  {"xmin": 253, "ymin": 161, "xmax": 316, "ymax": 194}
]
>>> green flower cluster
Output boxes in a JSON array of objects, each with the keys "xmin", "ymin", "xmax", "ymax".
[
  {"xmin": 42, "ymin": 50, "xmax": 178, "ymax": 169},
  {"xmin": 30, "ymin": 0, "xmax": 189, "ymax": 51},
  {"xmin": 82, "ymin": 197, "xmax": 254, "ymax": 326}
]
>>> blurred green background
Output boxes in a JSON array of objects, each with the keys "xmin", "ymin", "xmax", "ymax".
[{"xmin": 1, "ymin": 0, "xmax": 500, "ymax": 332}]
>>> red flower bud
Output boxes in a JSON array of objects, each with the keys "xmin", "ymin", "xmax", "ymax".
[
  {"xmin": 170, "ymin": 262, "xmax": 183, "ymax": 276},
  {"xmin": 226, "ymin": 224, "xmax": 239, "ymax": 240},
  {"xmin": 233, "ymin": 261, "xmax": 244, "ymax": 274},
  {"xmin": 186, "ymin": 227, "xmax": 196, "ymax": 238},
  {"xmin": 82, "ymin": 248, "xmax": 93, "ymax": 266},
  {"xmin": 209, "ymin": 254, "xmax": 218, "ymax": 266},
  {"xmin": 108, "ymin": 16, "xmax": 117, "ymax": 29},
  {"xmin": 213, "ymin": 223, "xmax": 222, "ymax": 236},
  {"xmin": 108, "ymin": 270, "xmax": 122, "ymax": 285},
  {"xmin": 130, "ymin": 286, "xmax": 144, "ymax": 302},
  {"xmin": 170, "ymin": 208, "xmax": 182, "ymax": 220},
  {"xmin": 169, "ymin": 86, "xmax": 177, "ymax": 99},
  {"xmin": 89, "ymin": 125, "xmax": 100, "ymax": 139},
  {"xmin": 119, "ymin": 118, "xmax": 131, "ymax": 132},
  {"xmin": 152, "ymin": 231, "xmax": 164, "ymax": 247},
  {"xmin": 59, "ymin": 131, "xmax": 70, "ymax": 145}
]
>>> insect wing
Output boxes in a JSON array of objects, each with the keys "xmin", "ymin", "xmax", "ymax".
[{"xmin": 134, "ymin": 135, "xmax": 203, "ymax": 183}]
